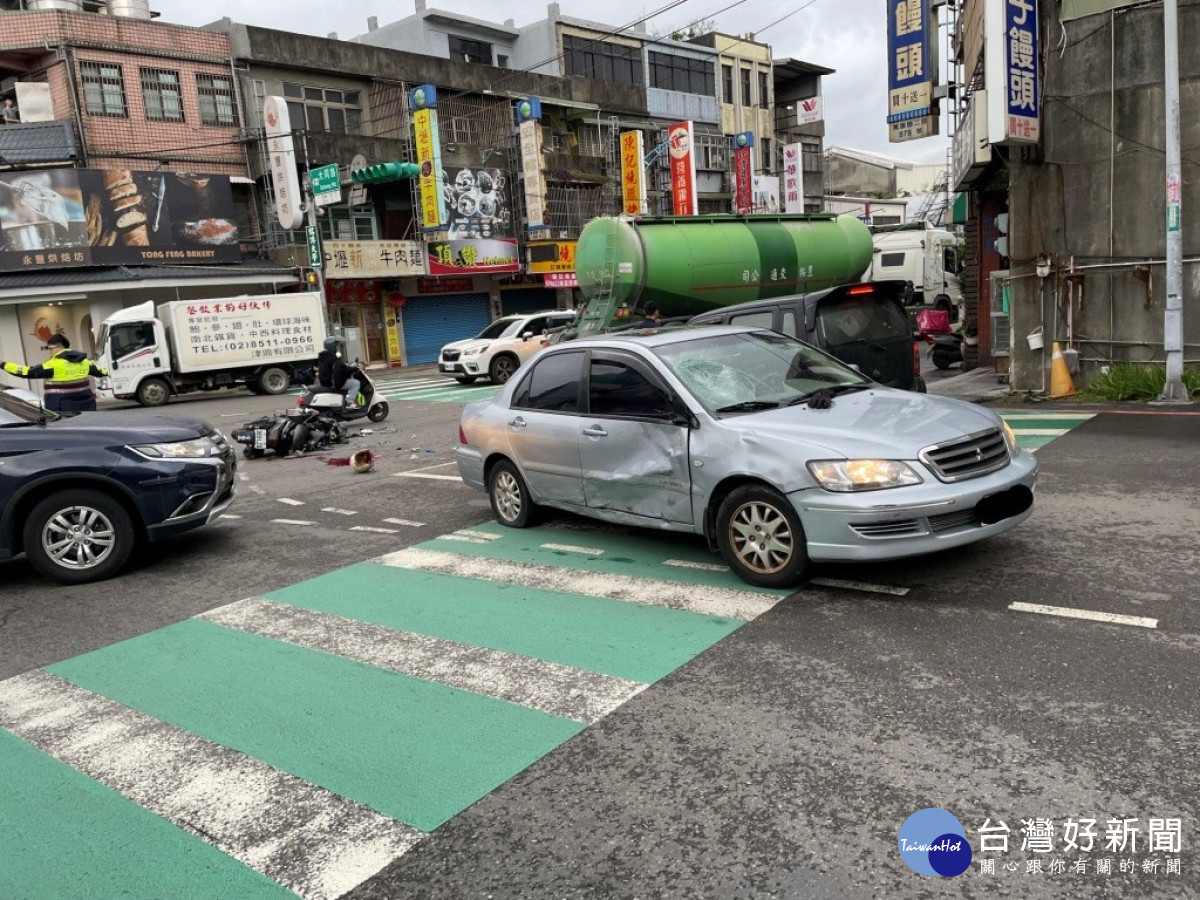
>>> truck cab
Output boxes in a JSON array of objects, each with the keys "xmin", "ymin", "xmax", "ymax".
[
  {"xmin": 868, "ymin": 225, "xmax": 963, "ymax": 323},
  {"xmin": 96, "ymin": 301, "xmax": 172, "ymax": 406}
]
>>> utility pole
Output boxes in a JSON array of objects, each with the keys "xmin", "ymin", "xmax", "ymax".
[{"xmin": 1158, "ymin": 0, "xmax": 1189, "ymax": 403}]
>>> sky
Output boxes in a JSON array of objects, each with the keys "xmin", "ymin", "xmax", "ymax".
[{"xmin": 158, "ymin": 0, "xmax": 953, "ymax": 167}]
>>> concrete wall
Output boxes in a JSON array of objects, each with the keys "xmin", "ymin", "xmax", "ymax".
[{"xmin": 1006, "ymin": 1, "xmax": 1200, "ymax": 390}]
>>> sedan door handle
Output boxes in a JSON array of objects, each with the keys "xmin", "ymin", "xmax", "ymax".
[
  {"xmin": 581, "ymin": 425, "xmax": 608, "ymax": 438},
  {"xmin": 508, "ymin": 416, "xmax": 527, "ymax": 429}
]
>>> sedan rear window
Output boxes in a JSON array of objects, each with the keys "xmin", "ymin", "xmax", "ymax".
[{"xmin": 816, "ymin": 297, "xmax": 910, "ymax": 346}]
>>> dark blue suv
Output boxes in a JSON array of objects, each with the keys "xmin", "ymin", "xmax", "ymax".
[{"xmin": 0, "ymin": 389, "xmax": 237, "ymax": 583}]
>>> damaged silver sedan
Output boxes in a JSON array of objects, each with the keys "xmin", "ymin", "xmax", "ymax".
[{"xmin": 455, "ymin": 325, "xmax": 1038, "ymax": 588}]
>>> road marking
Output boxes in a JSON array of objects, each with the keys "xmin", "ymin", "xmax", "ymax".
[
  {"xmin": 437, "ymin": 533, "xmax": 495, "ymax": 544},
  {"xmin": 809, "ymin": 578, "xmax": 910, "ymax": 597},
  {"xmin": 392, "ymin": 472, "xmax": 461, "ymax": 481},
  {"xmin": 408, "ymin": 461, "xmax": 458, "ymax": 471},
  {"xmin": 1009, "ymin": 601, "xmax": 1158, "ymax": 629},
  {"xmin": 278, "ymin": 498, "xmax": 305, "ymax": 506},
  {"xmin": 219, "ymin": 514, "xmax": 242, "ymax": 520},
  {"xmin": 200, "ymin": 598, "xmax": 645, "ymax": 724},
  {"xmin": 384, "ymin": 518, "xmax": 425, "ymax": 527},
  {"xmin": 350, "ymin": 526, "xmax": 400, "ymax": 534},
  {"xmin": 237, "ymin": 473, "xmax": 249, "ymax": 482},
  {"xmin": 375, "ymin": 548, "xmax": 778, "ymax": 621},
  {"xmin": 248, "ymin": 485, "xmax": 266, "ymax": 495},
  {"xmin": 0, "ymin": 670, "xmax": 423, "ymax": 900},
  {"xmin": 322, "ymin": 508, "xmax": 358, "ymax": 516},
  {"xmin": 541, "ymin": 543, "xmax": 605, "ymax": 556},
  {"xmin": 1010, "ymin": 428, "xmax": 1075, "ymax": 436},
  {"xmin": 271, "ymin": 519, "xmax": 316, "ymax": 526},
  {"xmin": 453, "ymin": 530, "xmax": 500, "ymax": 541},
  {"xmin": 663, "ymin": 559, "xmax": 729, "ymax": 572}
]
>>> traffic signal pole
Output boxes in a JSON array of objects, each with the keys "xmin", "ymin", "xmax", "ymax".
[
  {"xmin": 299, "ymin": 129, "xmax": 329, "ymax": 329},
  {"xmin": 1158, "ymin": 0, "xmax": 1189, "ymax": 403}
]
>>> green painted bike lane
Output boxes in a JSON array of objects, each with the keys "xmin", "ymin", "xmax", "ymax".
[
  {"xmin": 998, "ymin": 410, "xmax": 1094, "ymax": 451},
  {"xmin": 0, "ymin": 522, "xmax": 782, "ymax": 899}
]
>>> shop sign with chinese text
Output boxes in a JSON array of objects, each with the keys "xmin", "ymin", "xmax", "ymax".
[
  {"xmin": 323, "ymin": 240, "xmax": 425, "ymax": 279},
  {"xmin": 527, "ymin": 240, "xmax": 576, "ymax": 275},
  {"xmin": 427, "ymin": 238, "xmax": 520, "ymax": 275},
  {"xmin": 732, "ymin": 133, "xmax": 753, "ymax": 215},
  {"xmin": 668, "ymin": 121, "xmax": 698, "ymax": 216},
  {"xmin": 620, "ymin": 131, "xmax": 646, "ymax": 215},
  {"xmin": 411, "ymin": 85, "xmax": 448, "ymax": 230},
  {"xmin": 782, "ymin": 143, "xmax": 805, "ymax": 213},
  {"xmin": 886, "ymin": 0, "xmax": 939, "ymax": 143},
  {"xmin": 545, "ymin": 272, "xmax": 578, "ymax": 288},
  {"xmin": 986, "ymin": 0, "xmax": 1040, "ymax": 144}
]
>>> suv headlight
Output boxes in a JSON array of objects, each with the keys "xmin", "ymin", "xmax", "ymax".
[
  {"xmin": 807, "ymin": 459, "xmax": 924, "ymax": 492},
  {"xmin": 462, "ymin": 345, "xmax": 488, "ymax": 356},
  {"xmin": 129, "ymin": 436, "xmax": 220, "ymax": 459}
]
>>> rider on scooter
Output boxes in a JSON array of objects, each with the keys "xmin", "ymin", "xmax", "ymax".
[{"xmin": 317, "ymin": 337, "xmax": 361, "ymax": 408}]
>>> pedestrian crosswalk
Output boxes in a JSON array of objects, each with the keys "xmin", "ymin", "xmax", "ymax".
[
  {"xmin": 378, "ymin": 375, "xmax": 503, "ymax": 404},
  {"xmin": 0, "ymin": 522, "xmax": 786, "ymax": 900}
]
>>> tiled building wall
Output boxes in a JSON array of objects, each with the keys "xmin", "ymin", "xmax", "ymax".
[{"xmin": 5, "ymin": 11, "xmax": 246, "ymax": 177}]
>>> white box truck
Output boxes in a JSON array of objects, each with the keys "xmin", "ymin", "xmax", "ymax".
[
  {"xmin": 96, "ymin": 292, "xmax": 326, "ymax": 406},
  {"xmin": 866, "ymin": 223, "xmax": 964, "ymax": 322}
]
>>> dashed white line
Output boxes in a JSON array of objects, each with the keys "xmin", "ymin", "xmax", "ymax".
[
  {"xmin": 540, "ymin": 543, "xmax": 605, "ymax": 556},
  {"xmin": 350, "ymin": 526, "xmax": 400, "ymax": 534},
  {"xmin": 248, "ymin": 485, "xmax": 266, "ymax": 495},
  {"xmin": 219, "ymin": 514, "xmax": 242, "ymax": 520},
  {"xmin": 278, "ymin": 498, "xmax": 305, "ymax": 506},
  {"xmin": 453, "ymin": 530, "xmax": 500, "ymax": 541},
  {"xmin": 808, "ymin": 578, "xmax": 910, "ymax": 597},
  {"xmin": 322, "ymin": 508, "xmax": 358, "ymax": 516},
  {"xmin": 384, "ymin": 518, "xmax": 425, "ymax": 527},
  {"xmin": 392, "ymin": 472, "xmax": 462, "ymax": 481},
  {"xmin": 1009, "ymin": 602, "xmax": 1157, "ymax": 629},
  {"xmin": 271, "ymin": 519, "xmax": 316, "ymax": 526}
]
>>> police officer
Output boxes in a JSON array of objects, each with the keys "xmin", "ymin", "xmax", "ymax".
[{"xmin": 0, "ymin": 334, "xmax": 107, "ymax": 412}]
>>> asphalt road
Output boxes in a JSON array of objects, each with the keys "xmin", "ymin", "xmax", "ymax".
[{"xmin": 2, "ymin": 374, "xmax": 1197, "ymax": 899}]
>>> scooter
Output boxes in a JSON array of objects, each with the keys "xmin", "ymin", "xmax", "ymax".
[
  {"xmin": 914, "ymin": 307, "xmax": 964, "ymax": 370},
  {"xmin": 297, "ymin": 364, "xmax": 390, "ymax": 423}
]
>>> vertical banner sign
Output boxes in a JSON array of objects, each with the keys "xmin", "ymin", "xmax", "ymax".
[
  {"xmin": 1004, "ymin": 0, "xmax": 1039, "ymax": 142},
  {"xmin": 620, "ymin": 131, "xmax": 647, "ymax": 215},
  {"xmin": 668, "ymin": 121, "xmax": 698, "ymax": 216},
  {"xmin": 410, "ymin": 85, "xmax": 448, "ymax": 230},
  {"xmin": 886, "ymin": 0, "xmax": 939, "ymax": 143},
  {"xmin": 731, "ymin": 132, "xmax": 754, "ymax": 214},
  {"xmin": 517, "ymin": 98, "xmax": 548, "ymax": 230},
  {"xmin": 782, "ymin": 143, "xmax": 804, "ymax": 213},
  {"xmin": 263, "ymin": 96, "xmax": 303, "ymax": 230}
]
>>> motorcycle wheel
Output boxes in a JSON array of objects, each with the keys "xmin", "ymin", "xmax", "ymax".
[
  {"xmin": 367, "ymin": 401, "xmax": 389, "ymax": 423},
  {"xmin": 932, "ymin": 349, "xmax": 956, "ymax": 370},
  {"xmin": 243, "ymin": 447, "xmax": 265, "ymax": 459}
]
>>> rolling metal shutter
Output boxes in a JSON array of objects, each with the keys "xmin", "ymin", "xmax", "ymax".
[
  {"xmin": 401, "ymin": 294, "xmax": 489, "ymax": 364},
  {"xmin": 499, "ymin": 288, "xmax": 558, "ymax": 317}
]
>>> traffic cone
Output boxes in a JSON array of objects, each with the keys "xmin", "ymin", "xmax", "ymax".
[{"xmin": 1049, "ymin": 342, "xmax": 1076, "ymax": 398}]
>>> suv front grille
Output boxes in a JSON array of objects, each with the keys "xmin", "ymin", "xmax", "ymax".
[
  {"xmin": 442, "ymin": 350, "xmax": 461, "ymax": 362},
  {"xmin": 920, "ymin": 428, "xmax": 1009, "ymax": 482}
]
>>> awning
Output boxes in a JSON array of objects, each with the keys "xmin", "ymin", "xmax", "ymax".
[
  {"xmin": 0, "ymin": 121, "xmax": 78, "ymax": 166},
  {"xmin": 0, "ymin": 263, "xmax": 300, "ymax": 304}
]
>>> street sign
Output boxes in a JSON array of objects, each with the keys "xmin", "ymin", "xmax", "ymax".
[
  {"xmin": 347, "ymin": 154, "xmax": 367, "ymax": 206},
  {"xmin": 310, "ymin": 163, "xmax": 341, "ymax": 207},
  {"xmin": 306, "ymin": 225, "xmax": 322, "ymax": 268}
]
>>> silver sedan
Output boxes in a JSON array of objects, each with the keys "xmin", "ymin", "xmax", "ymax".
[{"xmin": 456, "ymin": 325, "xmax": 1038, "ymax": 588}]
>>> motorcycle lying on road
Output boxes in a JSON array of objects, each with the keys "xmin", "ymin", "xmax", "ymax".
[
  {"xmin": 297, "ymin": 365, "xmax": 390, "ymax": 424},
  {"xmin": 231, "ymin": 407, "xmax": 348, "ymax": 459}
]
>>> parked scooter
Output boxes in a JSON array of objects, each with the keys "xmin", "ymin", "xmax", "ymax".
[
  {"xmin": 914, "ymin": 307, "xmax": 964, "ymax": 370},
  {"xmin": 297, "ymin": 364, "xmax": 390, "ymax": 423}
]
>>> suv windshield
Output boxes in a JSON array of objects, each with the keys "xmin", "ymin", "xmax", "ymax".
[
  {"xmin": 475, "ymin": 318, "xmax": 523, "ymax": 340},
  {"xmin": 0, "ymin": 389, "xmax": 56, "ymax": 425},
  {"xmin": 654, "ymin": 330, "xmax": 868, "ymax": 413}
]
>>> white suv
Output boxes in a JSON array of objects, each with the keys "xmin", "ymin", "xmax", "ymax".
[{"xmin": 438, "ymin": 310, "xmax": 575, "ymax": 384}]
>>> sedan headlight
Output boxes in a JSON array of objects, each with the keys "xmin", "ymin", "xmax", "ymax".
[
  {"xmin": 1002, "ymin": 420, "xmax": 1020, "ymax": 456},
  {"xmin": 129, "ymin": 436, "xmax": 219, "ymax": 459},
  {"xmin": 807, "ymin": 459, "xmax": 924, "ymax": 492},
  {"xmin": 462, "ymin": 345, "xmax": 488, "ymax": 357}
]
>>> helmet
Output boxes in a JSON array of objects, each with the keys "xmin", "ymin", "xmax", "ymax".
[{"xmin": 323, "ymin": 337, "xmax": 339, "ymax": 352}]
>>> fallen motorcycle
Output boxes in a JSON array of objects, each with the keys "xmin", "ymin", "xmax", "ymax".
[{"xmin": 231, "ymin": 408, "xmax": 347, "ymax": 459}]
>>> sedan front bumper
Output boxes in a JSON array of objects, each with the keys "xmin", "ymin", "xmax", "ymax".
[{"xmin": 794, "ymin": 452, "xmax": 1039, "ymax": 562}]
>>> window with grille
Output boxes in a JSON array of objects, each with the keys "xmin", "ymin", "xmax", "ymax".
[
  {"xmin": 648, "ymin": 52, "xmax": 714, "ymax": 95},
  {"xmin": 140, "ymin": 67, "xmax": 184, "ymax": 122},
  {"xmin": 563, "ymin": 35, "xmax": 642, "ymax": 86},
  {"xmin": 449, "ymin": 35, "xmax": 492, "ymax": 64},
  {"xmin": 80, "ymin": 61, "xmax": 127, "ymax": 118},
  {"xmin": 283, "ymin": 82, "xmax": 363, "ymax": 135},
  {"xmin": 319, "ymin": 205, "xmax": 378, "ymax": 241},
  {"xmin": 196, "ymin": 74, "xmax": 238, "ymax": 127},
  {"xmin": 802, "ymin": 141, "xmax": 821, "ymax": 171}
]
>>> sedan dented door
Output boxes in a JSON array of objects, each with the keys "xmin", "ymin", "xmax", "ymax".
[{"xmin": 580, "ymin": 418, "xmax": 692, "ymax": 524}]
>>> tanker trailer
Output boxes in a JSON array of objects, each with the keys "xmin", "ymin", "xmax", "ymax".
[{"xmin": 571, "ymin": 213, "xmax": 873, "ymax": 337}]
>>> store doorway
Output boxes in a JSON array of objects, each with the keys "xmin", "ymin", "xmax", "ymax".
[{"xmin": 329, "ymin": 304, "xmax": 387, "ymax": 365}]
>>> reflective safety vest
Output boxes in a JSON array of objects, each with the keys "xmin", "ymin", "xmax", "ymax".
[{"xmin": 1, "ymin": 351, "xmax": 107, "ymax": 396}]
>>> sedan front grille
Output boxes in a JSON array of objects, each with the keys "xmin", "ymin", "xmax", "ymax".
[
  {"xmin": 851, "ymin": 520, "xmax": 923, "ymax": 537},
  {"xmin": 442, "ymin": 350, "xmax": 461, "ymax": 362},
  {"xmin": 929, "ymin": 509, "xmax": 979, "ymax": 532},
  {"xmin": 919, "ymin": 428, "xmax": 1009, "ymax": 482}
]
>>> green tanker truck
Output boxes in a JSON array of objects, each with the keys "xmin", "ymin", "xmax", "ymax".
[{"xmin": 571, "ymin": 213, "xmax": 874, "ymax": 337}]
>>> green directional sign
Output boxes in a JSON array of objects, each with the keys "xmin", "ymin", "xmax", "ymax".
[{"xmin": 310, "ymin": 163, "xmax": 341, "ymax": 207}]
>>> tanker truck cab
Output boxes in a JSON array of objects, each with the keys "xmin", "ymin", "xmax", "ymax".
[
  {"xmin": 96, "ymin": 302, "xmax": 169, "ymax": 406},
  {"xmin": 868, "ymin": 224, "xmax": 963, "ymax": 323}
]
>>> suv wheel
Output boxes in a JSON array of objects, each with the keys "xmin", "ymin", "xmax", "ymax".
[
  {"xmin": 23, "ymin": 489, "xmax": 136, "ymax": 583},
  {"xmin": 489, "ymin": 354, "xmax": 518, "ymax": 384}
]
